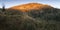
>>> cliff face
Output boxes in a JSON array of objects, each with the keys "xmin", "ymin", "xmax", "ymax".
[{"xmin": 8, "ymin": 3, "xmax": 53, "ymax": 12}]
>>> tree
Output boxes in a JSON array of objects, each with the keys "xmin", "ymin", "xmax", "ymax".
[{"xmin": 2, "ymin": 3, "xmax": 5, "ymax": 12}]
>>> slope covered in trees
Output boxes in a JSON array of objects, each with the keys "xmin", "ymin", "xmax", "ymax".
[{"xmin": 0, "ymin": 7, "xmax": 60, "ymax": 30}]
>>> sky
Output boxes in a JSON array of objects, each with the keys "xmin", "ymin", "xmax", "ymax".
[{"xmin": 0, "ymin": 0, "xmax": 60, "ymax": 8}]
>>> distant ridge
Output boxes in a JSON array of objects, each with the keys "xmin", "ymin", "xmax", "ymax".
[{"xmin": 8, "ymin": 3, "xmax": 53, "ymax": 12}]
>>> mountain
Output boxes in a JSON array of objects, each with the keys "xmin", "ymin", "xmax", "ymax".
[
  {"xmin": 8, "ymin": 3, "xmax": 53, "ymax": 12},
  {"xmin": 0, "ymin": 3, "xmax": 60, "ymax": 30}
]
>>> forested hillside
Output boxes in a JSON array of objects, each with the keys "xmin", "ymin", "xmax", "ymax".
[{"xmin": 0, "ymin": 7, "xmax": 60, "ymax": 30}]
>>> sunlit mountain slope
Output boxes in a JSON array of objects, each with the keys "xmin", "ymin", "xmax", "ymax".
[{"xmin": 8, "ymin": 3, "xmax": 53, "ymax": 12}]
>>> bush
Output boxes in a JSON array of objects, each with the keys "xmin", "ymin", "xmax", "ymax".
[
  {"xmin": 0, "ymin": 9, "xmax": 60, "ymax": 30},
  {"xmin": 0, "ymin": 14, "xmax": 60, "ymax": 30},
  {"xmin": 28, "ymin": 8, "xmax": 60, "ymax": 21}
]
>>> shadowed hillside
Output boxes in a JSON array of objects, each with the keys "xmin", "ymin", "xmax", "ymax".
[
  {"xmin": 0, "ymin": 14, "xmax": 60, "ymax": 30},
  {"xmin": 28, "ymin": 8, "xmax": 60, "ymax": 21}
]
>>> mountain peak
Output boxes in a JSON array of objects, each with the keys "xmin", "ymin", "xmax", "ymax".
[{"xmin": 8, "ymin": 3, "xmax": 53, "ymax": 12}]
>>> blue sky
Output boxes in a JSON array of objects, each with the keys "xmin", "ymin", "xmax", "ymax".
[{"xmin": 0, "ymin": 0, "xmax": 60, "ymax": 8}]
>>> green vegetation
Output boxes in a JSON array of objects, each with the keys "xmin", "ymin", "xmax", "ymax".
[
  {"xmin": 28, "ymin": 8, "xmax": 60, "ymax": 21},
  {"xmin": 0, "ymin": 8, "xmax": 60, "ymax": 30}
]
